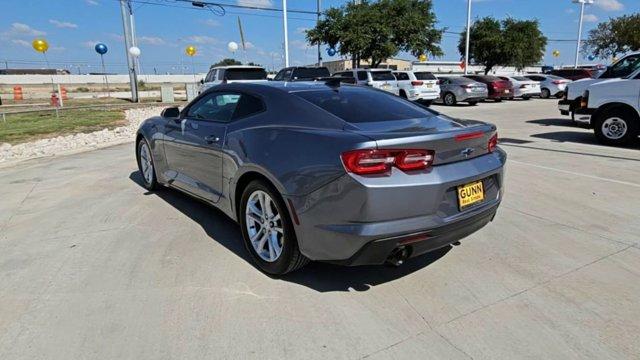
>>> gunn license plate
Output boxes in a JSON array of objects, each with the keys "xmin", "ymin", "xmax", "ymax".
[{"xmin": 457, "ymin": 180, "xmax": 484, "ymax": 209}]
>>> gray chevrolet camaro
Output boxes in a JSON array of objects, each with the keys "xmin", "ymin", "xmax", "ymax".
[{"xmin": 136, "ymin": 82, "xmax": 506, "ymax": 275}]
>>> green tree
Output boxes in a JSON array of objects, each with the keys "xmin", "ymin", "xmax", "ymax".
[
  {"xmin": 306, "ymin": 0, "xmax": 443, "ymax": 69},
  {"xmin": 211, "ymin": 58, "xmax": 242, "ymax": 67},
  {"xmin": 458, "ymin": 17, "xmax": 504, "ymax": 74},
  {"xmin": 458, "ymin": 17, "xmax": 546, "ymax": 74},
  {"xmin": 583, "ymin": 13, "xmax": 640, "ymax": 59},
  {"xmin": 502, "ymin": 18, "xmax": 547, "ymax": 71}
]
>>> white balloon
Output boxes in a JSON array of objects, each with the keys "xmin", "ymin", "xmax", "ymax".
[
  {"xmin": 128, "ymin": 46, "xmax": 141, "ymax": 57},
  {"xmin": 228, "ymin": 41, "xmax": 238, "ymax": 52}
]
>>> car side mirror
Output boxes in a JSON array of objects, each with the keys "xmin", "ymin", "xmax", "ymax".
[
  {"xmin": 199, "ymin": 79, "xmax": 204, "ymax": 84},
  {"xmin": 161, "ymin": 106, "xmax": 180, "ymax": 118}
]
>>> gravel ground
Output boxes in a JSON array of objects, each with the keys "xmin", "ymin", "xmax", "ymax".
[{"xmin": 0, "ymin": 107, "xmax": 164, "ymax": 166}]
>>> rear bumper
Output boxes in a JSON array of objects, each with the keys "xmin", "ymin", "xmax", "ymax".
[
  {"xmin": 332, "ymin": 201, "xmax": 499, "ymax": 266},
  {"xmin": 287, "ymin": 149, "xmax": 507, "ymax": 263}
]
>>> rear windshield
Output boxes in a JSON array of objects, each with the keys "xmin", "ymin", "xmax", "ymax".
[
  {"xmin": 546, "ymin": 75, "xmax": 564, "ymax": 80},
  {"xmin": 414, "ymin": 72, "xmax": 437, "ymax": 80},
  {"xmin": 447, "ymin": 77, "xmax": 475, "ymax": 84},
  {"xmin": 293, "ymin": 87, "xmax": 433, "ymax": 123},
  {"xmin": 292, "ymin": 67, "xmax": 330, "ymax": 80},
  {"xmin": 371, "ymin": 71, "xmax": 395, "ymax": 81},
  {"xmin": 224, "ymin": 68, "xmax": 267, "ymax": 80},
  {"xmin": 512, "ymin": 76, "xmax": 530, "ymax": 81}
]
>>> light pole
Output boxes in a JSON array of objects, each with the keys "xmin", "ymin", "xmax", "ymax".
[
  {"xmin": 464, "ymin": 0, "xmax": 472, "ymax": 75},
  {"xmin": 119, "ymin": 0, "xmax": 139, "ymax": 102},
  {"xmin": 317, "ymin": 0, "xmax": 322, "ymax": 66},
  {"xmin": 282, "ymin": 0, "xmax": 289, "ymax": 67},
  {"xmin": 573, "ymin": 0, "xmax": 594, "ymax": 69}
]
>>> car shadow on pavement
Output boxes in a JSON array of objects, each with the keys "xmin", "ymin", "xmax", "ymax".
[
  {"xmin": 527, "ymin": 118, "xmax": 577, "ymax": 127},
  {"xmin": 130, "ymin": 170, "xmax": 452, "ymax": 292}
]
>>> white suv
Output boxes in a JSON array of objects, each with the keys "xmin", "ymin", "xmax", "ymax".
[
  {"xmin": 199, "ymin": 66, "xmax": 268, "ymax": 93},
  {"xmin": 573, "ymin": 74, "xmax": 640, "ymax": 146},
  {"xmin": 332, "ymin": 68, "xmax": 399, "ymax": 95},
  {"xmin": 393, "ymin": 70, "xmax": 440, "ymax": 104}
]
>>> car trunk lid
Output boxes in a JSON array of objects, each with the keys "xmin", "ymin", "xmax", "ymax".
[{"xmin": 347, "ymin": 116, "xmax": 496, "ymax": 165}]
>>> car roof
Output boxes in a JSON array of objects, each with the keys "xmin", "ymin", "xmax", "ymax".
[
  {"xmin": 351, "ymin": 68, "xmax": 393, "ymax": 72},
  {"xmin": 202, "ymin": 81, "xmax": 359, "ymax": 94},
  {"xmin": 212, "ymin": 65, "xmax": 264, "ymax": 70}
]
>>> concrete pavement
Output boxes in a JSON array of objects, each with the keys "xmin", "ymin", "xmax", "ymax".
[{"xmin": 1, "ymin": 99, "xmax": 639, "ymax": 359}]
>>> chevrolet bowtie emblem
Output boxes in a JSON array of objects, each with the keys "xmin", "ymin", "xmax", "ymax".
[{"xmin": 461, "ymin": 147, "xmax": 475, "ymax": 157}]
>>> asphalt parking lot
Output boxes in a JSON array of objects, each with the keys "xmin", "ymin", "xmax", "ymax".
[{"xmin": 1, "ymin": 98, "xmax": 639, "ymax": 359}]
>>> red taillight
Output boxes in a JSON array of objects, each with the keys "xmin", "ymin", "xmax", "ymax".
[
  {"xmin": 455, "ymin": 131, "xmax": 484, "ymax": 141},
  {"xmin": 488, "ymin": 133, "xmax": 498, "ymax": 152},
  {"xmin": 411, "ymin": 80, "xmax": 423, "ymax": 86},
  {"xmin": 341, "ymin": 149, "xmax": 434, "ymax": 175},
  {"xmin": 552, "ymin": 80, "xmax": 566, "ymax": 85}
]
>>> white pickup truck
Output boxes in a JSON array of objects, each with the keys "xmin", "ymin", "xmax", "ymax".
[
  {"xmin": 573, "ymin": 74, "xmax": 640, "ymax": 146},
  {"xmin": 558, "ymin": 52, "xmax": 640, "ymax": 122}
]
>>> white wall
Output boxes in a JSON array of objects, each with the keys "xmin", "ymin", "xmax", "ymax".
[
  {"xmin": 0, "ymin": 74, "xmax": 206, "ymax": 85},
  {"xmin": 411, "ymin": 62, "xmax": 542, "ymax": 75}
]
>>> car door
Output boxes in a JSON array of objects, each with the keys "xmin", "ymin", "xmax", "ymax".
[{"xmin": 163, "ymin": 92, "xmax": 240, "ymax": 203}]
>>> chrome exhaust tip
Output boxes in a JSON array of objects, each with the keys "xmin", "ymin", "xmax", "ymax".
[{"xmin": 385, "ymin": 246, "xmax": 410, "ymax": 267}]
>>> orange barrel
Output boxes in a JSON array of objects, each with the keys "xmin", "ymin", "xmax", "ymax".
[
  {"xmin": 50, "ymin": 93, "xmax": 60, "ymax": 107},
  {"xmin": 60, "ymin": 86, "xmax": 68, "ymax": 100},
  {"xmin": 13, "ymin": 86, "xmax": 23, "ymax": 101}
]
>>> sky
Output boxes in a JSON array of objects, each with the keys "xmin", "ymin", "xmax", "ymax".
[{"xmin": 0, "ymin": 0, "xmax": 638, "ymax": 74}]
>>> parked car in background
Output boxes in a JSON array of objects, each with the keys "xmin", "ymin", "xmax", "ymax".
[
  {"xmin": 136, "ymin": 81, "xmax": 505, "ymax": 274},
  {"xmin": 550, "ymin": 68, "xmax": 594, "ymax": 81},
  {"xmin": 463, "ymin": 75, "xmax": 513, "ymax": 102},
  {"xmin": 438, "ymin": 76, "xmax": 488, "ymax": 106},
  {"xmin": 573, "ymin": 75, "xmax": 640, "ymax": 146},
  {"xmin": 558, "ymin": 52, "xmax": 640, "ymax": 121},
  {"xmin": 392, "ymin": 70, "xmax": 440, "ymax": 104},
  {"xmin": 332, "ymin": 68, "xmax": 399, "ymax": 95},
  {"xmin": 498, "ymin": 76, "xmax": 541, "ymax": 100},
  {"xmin": 524, "ymin": 74, "xmax": 571, "ymax": 99},
  {"xmin": 273, "ymin": 66, "xmax": 331, "ymax": 82},
  {"xmin": 199, "ymin": 66, "xmax": 268, "ymax": 93}
]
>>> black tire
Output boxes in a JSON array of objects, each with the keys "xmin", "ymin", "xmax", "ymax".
[
  {"xmin": 593, "ymin": 108, "xmax": 639, "ymax": 146},
  {"xmin": 495, "ymin": 98, "xmax": 502, "ymax": 102},
  {"xmin": 136, "ymin": 138, "xmax": 159, "ymax": 190},
  {"xmin": 422, "ymin": 100, "xmax": 433, "ymax": 107},
  {"xmin": 467, "ymin": 101, "xmax": 478, "ymax": 106},
  {"xmin": 522, "ymin": 96, "xmax": 530, "ymax": 100},
  {"xmin": 555, "ymin": 92, "xmax": 565, "ymax": 99},
  {"xmin": 443, "ymin": 92, "xmax": 457, "ymax": 106},
  {"xmin": 239, "ymin": 180, "xmax": 309, "ymax": 275},
  {"xmin": 508, "ymin": 97, "xmax": 515, "ymax": 100},
  {"xmin": 399, "ymin": 90, "xmax": 408, "ymax": 99},
  {"xmin": 541, "ymin": 88, "xmax": 551, "ymax": 99}
]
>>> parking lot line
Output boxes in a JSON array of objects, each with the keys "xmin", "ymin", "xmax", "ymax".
[{"xmin": 509, "ymin": 159, "xmax": 640, "ymax": 188}]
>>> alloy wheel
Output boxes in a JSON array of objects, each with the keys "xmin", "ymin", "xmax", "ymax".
[
  {"xmin": 245, "ymin": 190, "xmax": 284, "ymax": 262},
  {"xmin": 601, "ymin": 117, "xmax": 628, "ymax": 140},
  {"xmin": 139, "ymin": 142, "xmax": 154, "ymax": 185}
]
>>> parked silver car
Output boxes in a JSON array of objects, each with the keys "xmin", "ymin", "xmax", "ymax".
[
  {"xmin": 136, "ymin": 82, "xmax": 506, "ymax": 275},
  {"xmin": 524, "ymin": 74, "xmax": 571, "ymax": 99},
  {"xmin": 438, "ymin": 77, "xmax": 488, "ymax": 106},
  {"xmin": 498, "ymin": 76, "xmax": 541, "ymax": 100}
]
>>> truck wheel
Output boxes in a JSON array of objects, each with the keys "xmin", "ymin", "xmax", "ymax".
[
  {"xmin": 593, "ymin": 108, "xmax": 639, "ymax": 146},
  {"xmin": 541, "ymin": 88, "xmax": 551, "ymax": 99},
  {"xmin": 399, "ymin": 90, "xmax": 407, "ymax": 99}
]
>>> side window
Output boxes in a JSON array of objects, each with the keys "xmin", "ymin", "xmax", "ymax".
[
  {"xmin": 357, "ymin": 71, "xmax": 368, "ymax": 81},
  {"xmin": 396, "ymin": 72, "xmax": 410, "ymax": 80},
  {"xmin": 232, "ymin": 94, "xmax": 265, "ymax": 120},
  {"xmin": 187, "ymin": 93, "xmax": 241, "ymax": 123},
  {"xmin": 274, "ymin": 70, "xmax": 285, "ymax": 81},
  {"xmin": 283, "ymin": 69, "xmax": 293, "ymax": 80},
  {"xmin": 217, "ymin": 70, "xmax": 225, "ymax": 80},
  {"xmin": 205, "ymin": 70, "xmax": 216, "ymax": 82}
]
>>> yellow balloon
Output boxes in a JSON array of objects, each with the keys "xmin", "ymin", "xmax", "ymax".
[
  {"xmin": 418, "ymin": 54, "xmax": 427, "ymax": 62},
  {"xmin": 552, "ymin": 50, "xmax": 560, "ymax": 58},
  {"xmin": 185, "ymin": 45, "xmax": 197, "ymax": 57},
  {"xmin": 32, "ymin": 39, "xmax": 49, "ymax": 53}
]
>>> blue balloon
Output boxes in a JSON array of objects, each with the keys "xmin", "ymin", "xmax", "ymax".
[
  {"xmin": 326, "ymin": 47, "xmax": 336, "ymax": 57},
  {"xmin": 587, "ymin": 55, "xmax": 595, "ymax": 61},
  {"xmin": 94, "ymin": 43, "xmax": 108, "ymax": 55}
]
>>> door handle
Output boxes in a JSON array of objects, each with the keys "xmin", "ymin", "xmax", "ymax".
[{"xmin": 204, "ymin": 135, "xmax": 220, "ymax": 144}]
